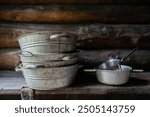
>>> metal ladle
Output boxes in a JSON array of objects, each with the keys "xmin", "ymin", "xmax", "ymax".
[
  {"xmin": 118, "ymin": 47, "xmax": 138, "ymax": 70},
  {"xmin": 120, "ymin": 48, "xmax": 138, "ymax": 62}
]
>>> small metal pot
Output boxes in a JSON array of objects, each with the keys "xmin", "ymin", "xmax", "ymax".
[{"xmin": 96, "ymin": 65, "xmax": 132, "ymax": 85}]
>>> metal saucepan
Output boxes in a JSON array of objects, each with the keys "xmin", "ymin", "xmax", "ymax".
[{"xmin": 96, "ymin": 65, "xmax": 132, "ymax": 85}]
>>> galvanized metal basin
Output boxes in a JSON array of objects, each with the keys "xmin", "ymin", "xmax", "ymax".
[
  {"xmin": 19, "ymin": 51, "xmax": 79, "ymax": 62},
  {"xmin": 16, "ymin": 64, "xmax": 78, "ymax": 90},
  {"xmin": 22, "ymin": 57, "xmax": 78, "ymax": 68},
  {"xmin": 18, "ymin": 32, "xmax": 78, "ymax": 53}
]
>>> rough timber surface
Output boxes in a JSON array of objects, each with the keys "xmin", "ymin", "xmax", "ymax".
[
  {"xmin": 0, "ymin": 5, "xmax": 150, "ymax": 23},
  {"xmin": 0, "ymin": 70, "xmax": 150, "ymax": 99}
]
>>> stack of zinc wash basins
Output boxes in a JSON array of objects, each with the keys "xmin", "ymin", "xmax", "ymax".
[{"xmin": 16, "ymin": 32, "xmax": 79, "ymax": 90}]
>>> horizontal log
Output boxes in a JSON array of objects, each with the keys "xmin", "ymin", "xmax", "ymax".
[
  {"xmin": 0, "ymin": 49, "xmax": 20, "ymax": 70},
  {"xmin": 0, "ymin": 5, "xmax": 150, "ymax": 23},
  {"xmin": 0, "ymin": 0, "xmax": 150, "ymax": 5},
  {"xmin": 0, "ymin": 23, "xmax": 150, "ymax": 49},
  {"xmin": 0, "ymin": 49, "xmax": 150, "ymax": 70}
]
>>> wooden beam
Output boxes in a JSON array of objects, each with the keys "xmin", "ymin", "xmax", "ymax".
[
  {"xmin": 0, "ymin": 49, "xmax": 20, "ymax": 70},
  {"xmin": 0, "ymin": 0, "xmax": 150, "ymax": 5},
  {"xmin": 0, "ymin": 23, "xmax": 150, "ymax": 49},
  {"xmin": 0, "ymin": 5, "xmax": 150, "ymax": 23}
]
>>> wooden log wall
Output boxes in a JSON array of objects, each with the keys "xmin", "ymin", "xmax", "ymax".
[
  {"xmin": 0, "ymin": 1, "xmax": 150, "ymax": 70},
  {"xmin": 0, "ymin": 23, "xmax": 150, "ymax": 49},
  {"xmin": 0, "ymin": 5, "xmax": 150, "ymax": 23},
  {"xmin": 0, "ymin": 49, "xmax": 19, "ymax": 70}
]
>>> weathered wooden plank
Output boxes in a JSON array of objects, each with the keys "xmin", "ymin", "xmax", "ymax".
[
  {"xmin": 0, "ymin": 23, "xmax": 150, "ymax": 49},
  {"xmin": 0, "ymin": 70, "xmax": 26, "ymax": 95},
  {"xmin": 0, "ymin": 49, "xmax": 150, "ymax": 70},
  {"xmin": 0, "ymin": 70, "xmax": 22, "ymax": 77},
  {"xmin": 0, "ymin": 0, "xmax": 150, "ymax": 5},
  {"xmin": 32, "ymin": 71, "xmax": 150, "ymax": 99},
  {"xmin": 0, "ymin": 5, "xmax": 150, "ymax": 23}
]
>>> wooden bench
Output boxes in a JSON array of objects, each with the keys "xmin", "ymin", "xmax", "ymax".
[{"xmin": 0, "ymin": 70, "xmax": 150, "ymax": 100}]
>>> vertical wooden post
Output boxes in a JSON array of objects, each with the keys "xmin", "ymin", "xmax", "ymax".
[{"xmin": 21, "ymin": 87, "xmax": 35, "ymax": 100}]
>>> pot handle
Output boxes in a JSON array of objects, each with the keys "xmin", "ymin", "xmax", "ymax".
[
  {"xmin": 19, "ymin": 51, "xmax": 34, "ymax": 56},
  {"xmin": 59, "ymin": 55, "xmax": 78, "ymax": 61},
  {"xmin": 49, "ymin": 33, "xmax": 69, "ymax": 40},
  {"xmin": 15, "ymin": 63, "xmax": 45, "ymax": 70},
  {"xmin": 15, "ymin": 64, "xmax": 22, "ymax": 72},
  {"xmin": 25, "ymin": 64, "xmax": 45, "ymax": 68}
]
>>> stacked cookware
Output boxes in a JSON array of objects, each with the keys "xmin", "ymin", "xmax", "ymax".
[
  {"xmin": 16, "ymin": 32, "xmax": 79, "ymax": 90},
  {"xmin": 96, "ymin": 48, "xmax": 137, "ymax": 85}
]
